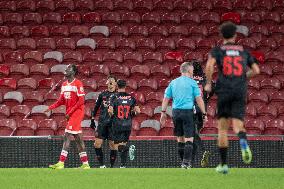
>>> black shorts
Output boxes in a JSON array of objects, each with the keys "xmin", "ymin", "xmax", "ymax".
[
  {"xmin": 112, "ymin": 129, "xmax": 131, "ymax": 144},
  {"xmin": 96, "ymin": 123, "xmax": 113, "ymax": 140},
  {"xmin": 216, "ymin": 90, "xmax": 246, "ymax": 121},
  {"xmin": 172, "ymin": 109, "xmax": 194, "ymax": 138}
]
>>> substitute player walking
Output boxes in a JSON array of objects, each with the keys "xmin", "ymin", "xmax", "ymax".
[
  {"xmin": 204, "ymin": 22, "xmax": 260, "ymax": 174},
  {"xmin": 46, "ymin": 64, "xmax": 90, "ymax": 169},
  {"xmin": 108, "ymin": 80, "xmax": 140, "ymax": 168},
  {"xmin": 90, "ymin": 75, "xmax": 117, "ymax": 168}
]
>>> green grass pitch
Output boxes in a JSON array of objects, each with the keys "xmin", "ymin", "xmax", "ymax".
[{"xmin": 0, "ymin": 168, "xmax": 283, "ymax": 189}]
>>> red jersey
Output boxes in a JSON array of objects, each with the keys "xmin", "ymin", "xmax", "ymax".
[{"xmin": 49, "ymin": 79, "xmax": 85, "ymax": 116}]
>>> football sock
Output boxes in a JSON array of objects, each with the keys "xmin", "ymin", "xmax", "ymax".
[
  {"xmin": 59, "ymin": 150, "xmax": 68, "ymax": 163},
  {"xmin": 79, "ymin": 152, "xmax": 89, "ymax": 165},
  {"xmin": 183, "ymin": 141, "xmax": 193, "ymax": 165},
  {"xmin": 95, "ymin": 148, "xmax": 104, "ymax": 166},
  {"xmin": 118, "ymin": 145, "xmax": 129, "ymax": 167},
  {"xmin": 238, "ymin": 131, "xmax": 248, "ymax": 149},
  {"xmin": 110, "ymin": 150, "xmax": 117, "ymax": 168},
  {"xmin": 177, "ymin": 142, "xmax": 185, "ymax": 160},
  {"xmin": 219, "ymin": 147, "xmax": 228, "ymax": 165}
]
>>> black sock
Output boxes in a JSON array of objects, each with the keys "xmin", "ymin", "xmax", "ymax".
[
  {"xmin": 177, "ymin": 142, "xmax": 185, "ymax": 161},
  {"xmin": 237, "ymin": 131, "xmax": 247, "ymax": 140},
  {"xmin": 110, "ymin": 150, "xmax": 117, "ymax": 168},
  {"xmin": 183, "ymin": 141, "xmax": 193, "ymax": 165},
  {"xmin": 95, "ymin": 148, "xmax": 104, "ymax": 166},
  {"xmin": 219, "ymin": 147, "xmax": 228, "ymax": 165},
  {"xmin": 118, "ymin": 145, "xmax": 129, "ymax": 167},
  {"xmin": 191, "ymin": 142, "xmax": 198, "ymax": 163}
]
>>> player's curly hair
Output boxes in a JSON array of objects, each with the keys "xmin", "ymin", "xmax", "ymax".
[
  {"xmin": 107, "ymin": 75, "xmax": 117, "ymax": 82},
  {"xmin": 192, "ymin": 60, "xmax": 205, "ymax": 77},
  {"xmin": 71, "ymin": 64, "xmax": 78, "ymax": 76},
  {"xmin": 220, "ymin": 21, "xmax": 237, "ymax": 39}
]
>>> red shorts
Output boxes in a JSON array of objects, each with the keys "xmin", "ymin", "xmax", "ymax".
[{"xmin": 65, "ymin": 110, "xmax": 84, "ymax": 134}]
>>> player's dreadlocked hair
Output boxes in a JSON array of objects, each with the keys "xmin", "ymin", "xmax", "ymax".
[
  {"xmin": 192, "ymin": 60, "xmax": 205, "ymax": 77},
  {"xmin": 71, "ymin": 64, "xmax": 78, "ymax": 76},
  {"xmin": 220, "ymin": 21, "xmax": 237, "ymax": 39}
]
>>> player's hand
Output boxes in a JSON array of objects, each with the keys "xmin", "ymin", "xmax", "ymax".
[
  {"xmin": 204, "ymin": 83, "xmax": 212, "ymax": 93},
  {"xmin": 65, "ymin": 115, "xmax": 70, "ymax": 121},
  {"xmin": 90, "ymin": 119, "xmax": 97, "ymax": 130},
  {"xmin": 160, "ymin": 112, "xmax": 167, "ymax": 127}
]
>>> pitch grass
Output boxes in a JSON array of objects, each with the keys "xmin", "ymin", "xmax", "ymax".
[{"xmin": 0, "ymin": 168, "xmax": 283, "ymax": 189}]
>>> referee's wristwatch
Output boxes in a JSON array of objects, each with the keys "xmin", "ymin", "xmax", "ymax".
[{"xmin": 202, "ymin": 113, "xmax": 207, "ymax": 119}]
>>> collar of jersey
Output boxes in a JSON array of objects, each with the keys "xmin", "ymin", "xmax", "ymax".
[{"xmin": 67, "ymin": 78, "xmax": 76, "ymax": 85}]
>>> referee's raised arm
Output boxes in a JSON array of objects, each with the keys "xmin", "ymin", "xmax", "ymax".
[{"xmin": 160, "ymin": 61, "xmax": 207, "ymax": 169}]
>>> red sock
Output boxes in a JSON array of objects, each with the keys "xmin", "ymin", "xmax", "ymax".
[
  {"xmin": 79, "ymin": 152, "xmax": 89, "ymax": 164},
  {"xmin": 59, "ymin": 150, "xmax": 68, "ymax": 163}
]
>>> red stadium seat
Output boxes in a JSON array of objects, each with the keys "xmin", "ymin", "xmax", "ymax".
[
  {"xmin": 270, "ymin": 91, "xmax": 284, "ymax": 103},
  {"xmin": 63, "ymin": 51, "xmax": 82, "ymax": 64},
  {"xmin": 94, "ymin": 0, "xmax": 113, "ymax": 11},
  {"xmin": 0, "ymin": 119, "xmax": 16, "ymax": 136},
  {"xmin": 83, "ymin": 51, "xmax": 103, "ymax": 65},
  {"xmin": 130, "ymin": 92, "xmax": 146, "ymax": 105},
  {"xmin": 173, "ymin": 0, "xmax": 193, "ymax": 11},
  {"xmin": 44, "ymin": 90, "xmax": 60, "ymax": 106},
  {"xmin": 153, "ymin": 0, "xmax": 173, "ymax": 11},
  {"xmin": 36, "ymin": 0, "xmax": 55, "ymax": 12},
  {"xmin": 241, "ymin": 12, "xmax": 261, "ymax": 27},
  {"xmin": 0, "ymin": 1, "xmax": 16, "ymax": 11},
  {"xmin": 16, "ymin": 119, "xmax": 37, "ymax": 136},
  {"xmin": 0, "ymin": 39, "xmax": 17, "ymax": 50},
  {"xmin": 146, "ymin": 92, "xmax": 163, "ymax": 108},
  {"xmin": 16, "ymin": 0, "xmax": 35, "ymax": 11},
  {"xmin": 81, "ymin": 78, "xmax": 97, "ymax": 93},
  {"xmin": 23, "ymin": 51, "xmax": 42, "ymax": 65},
  {"xmin": 38, "ymin": 78, "xmax": 56, "ymax": 93},
  {"xmin": 130, "ymin": 65, "xmax": 150, "ymax": 81},
  {"xmin": 0, "ymin": 64, "xmax": 10, "ymax": 78},
  {"xmin": 141, "ymin": 12, "xmax": 161, "ymax": 26},
  {"xmin": 50, "ymin": 65, "xmax": 67, "ymax": 82},
  {"xmin": 4, "ymin": 51, "xmax": 23, "ymax": 64},
  {"xmin": 75, "ymin": 0, "xmax": 94, "ymax": 11},
  {"xmin": 158, "ymin": 79, "xmax": 170, "ymax": 92},
  {"xmin": 256, "ymin": 38, "xmax": 278, "ymax": 53},
  {"xmin": 50, "ymin": 25, "xmax": 69, "ymax": 38},
  {"xmin": 70, "ymin": 25, "xmax": 89, "ymax": 39},
  {"xmin": 36, "ymin": 119, "xmax": 57, "ymax": 136},
  {"xmin": 116, "ymin": 38, "xmax": 136, "ymax": 51},
  {"xmin": 233, "ymin": 0, "xmax": 252, "ymax": 11},
  {"xmin": 169, "ymin": 26, "xmax": 188, "ymax": 37},
  {"xmin": 129, "ymin": 26, "xmax": 148, "ymax": 39},
  {"xmin": 62, "ymin": 12, "xmax": 81, "ymax": 24},
  {"xmin": 17, "ymin": 78, "xmax": 37, "ymax": 93},
  {"xmin": 248, "ymin": 92, "xmax": 269, "ymax": 103},
  {"xmin": 37, "ymin": 38, "xmax": 56, "ymax": 51},
  {"xmin": 102, "ymin": 52, "xmax": 123, "ymax": 66},
  {"xmin": 159, "ymin": 127, "xmax": 174, "ymax": 136},
  {"xmin": 136, "ymin": 38, "xmax": 155, "ymax": 52},
  {"xmin": 126, "ymin": 79, "xmax": 138, "ymax": 91},
  {"xmin": 238, "ymin": 38, "xmax": 257, "ymax": 51},
  {"xmin": 150, "ymin": 65, "xmax": 171, "ymax": 80},
  {"xmin": 246, "ymin": 104, "xmax": 257, "ymax": 118},
  {"xmin": 249, "ymin": 25, "xmax": 269, "ymax": 40},
  {"xmin": 97, "ymin": 38, "xmax": 115, "ymax": 51},
  {"xmin": 133, "ymin": 0, "xmax": 153, "ymax": 12},
  {"xmin": 156, "ymin": 38, "xmax": 175, "ymax": 51},
  {"xmin": 143, "ymin": 52, "xmax": 163, "ymax": 67},
  {"xmin": 264, "ymin": 119, "xmax": 284, "ymax": 135},
  {"xmin": 212, "ymin": 0, "xmax": 232, "ymax": 13},
  {"xmin": 258, "ymin": 64, "xmax": 273, "ymax": 77},
  {"xmin": 90, "ymin": 65, "xmax": 110, "ymax": 80},
  {"xmin": 247, "ymin": 78, "xmax": 260, "ymax": 91},
  {"xmin": 221, "ymin": 12, "xmax": 241, "ymax": 24},
  {"xmin": 180, "ymin": 12, "xmax": 200, "ymax": 25},
  {"xmin": 17, "ymin": 38, "xmax": 36, "ymax": 50},
  {"xmin": 56, "ymin": 38, "xmax": 76, "ymax": 50},
  {"xmin": 272, "ymin": 0, "xmax": 284, "ymax": 11},
  {"xmin": 121, "ymin": 12, "xmax": 141, "ymax": 26},
  {"xmin": 3, "ymin": 13, "xmax": 23, "ymax": 25},
  {"xmin": 110, "ymin": 65, "xmax": 130, "ymax": 79},
  {"xmin": 135, "ymin": 105, "xmax": 154, "ymax": 123},
  {"xmin": 252, "ymin": 0, "xmax": 272, "ymax": 11},
  {"xmin": 0, "ymin": 78, "xmax": 17, "ymax": 93},
  {"xmin": 260, "ymin": 78, "xmax": 281, "ymax": 90},
  {"xmin": 266, "ymin": 51, "xmax": 284, "ymax": 64},
  {"xmin": 22, "ymin": 91, "xmax": 44, "ymax": 108},
  {"xmin": 10, "ymin": 64, "xmax": 29, "ymax": 80},
  {"xmin": 148, "ymin": 26, "xmax": 168, "ymax": 42},
  {"xmin": 10, "ymin": 105, "xmax": 30, "ymax": 121},
  {"xmin": 138, "ymin": 79, "xmax": 158, "ymax": 94},
  {"xmin": 55, "ymin": 0, "xmax": 74, "ymax": 11},
  {"xmin": 200, "ymin": 12, "xmax": 220, "ymax": 26},
  {"xmin": 50, "ymin": 105, "xmax": 66, "ymax": 123},
  {"xmin": 176, "ymin": 38, "xmax": 196, "ymax": 51},
  {"xmin": 102, "ymin": 12, "xmax": 121, "ymax": 25},
  {"xmin": 110, "ymin": 26, "xmax": 129, "ymax": 38},
  {"xmin": 161, "ymin": 12, "xmax": 180, "ymax": 25},
  {"xmin": 123, "ymin": 52, "xmax": 143, "ymax": 67},
  {"xmin": 43, "ymin": 51, "xmax": 63, "ymax": 67},
  {"xmin": 189, "ymin": 25, "xmax": 208, "ymax": 39},
  {"xmin": 23, "ymin": 13, "xmax": 42, "ymax": 25},
  {"xmin": 82, "ymin": 12, "xmax": 101, "ymax": 25},
  {"xmin": 90, "ymin": 26, "xmax": 109, "ymax": 39},
  {"xmin": 0, "ymin": 26, "xmax": 10, "ymax": 38},
  {"xmin": 245, "ymin": 119, "xmax": 264, "ymax": 135},
  {"xmin": 30, "ymin": 26, "xmax": 49, "ymax": 37},
  {"xmin": 114, "ymin": 0, "xmax": 133, "ymax": 10},
  {"xmin": 258, "ymin": 104, "xmax": 278, "ymax": 118},
  {"xmin": 0, "ymin": 105, "xmax": 10, "ymax": 119},
  {"xmin": 77, "ymin": 38, "xmax": 97, "ymax": 51}
]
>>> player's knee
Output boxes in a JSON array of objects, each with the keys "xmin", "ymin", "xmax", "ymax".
[{"xmin": 118, "ymin": 145, "xmax": 128, "ymax": 152}]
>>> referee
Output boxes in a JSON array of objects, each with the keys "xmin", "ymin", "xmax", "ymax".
[{"xmin": 160, "ymin": 61, "xmax": 207, "ymax": 169}]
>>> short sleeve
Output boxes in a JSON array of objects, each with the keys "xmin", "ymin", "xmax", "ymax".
[
  {"xmin": 164, "ymin": 82, "xmax": 173, "ymax": 99},
  {"xmin": 209, "ymin": 47, "xmax": 219, "ymax": 59},
  {"xmin": 246, "ymin": 51, "xmax": 258, "ymax": 68},
  {"xmin": 193, "ymin": 81, "xmax": 201, "ymax": 98},
  {"xmin": 76, "ymin": 81, "xmax": 85, "ymax": 96}
]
